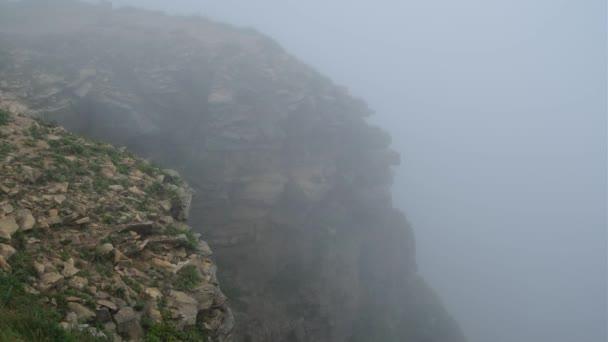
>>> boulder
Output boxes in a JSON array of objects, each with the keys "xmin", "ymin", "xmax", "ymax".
[
  {"xmin": 96, "ymin": 243, "xmax": 114, "ymax": 255},
  {"xmin": 0, "ymin": 216, "xmax": 18, "ymax": 239},
  {"xmin": 69, "ymin": 276, "xmax": 89, "ymax": 290},
  {"xmin": 166, "ymin": 290, "xmax": 199, "ymax": 327},
  {"xmin": 38, "ymin": 272, "xmax": 64, "ymax": 291},
  {"xmin": 0, "ymin": 256, "xmax": 10, "ymax": 272},
  {"xmin": 15, "ymin": 209, "xmax": 36, "ymax": 230},
  {"xmin": 1, "ymin": 204, "xmax": 14, "ymax": 214},
  {"xmin": 0, "ymin": 243, "xmax": 17, "ymax": 259},
  {"xmin": 97, "ymin": 299, "xmax": 118, "ymax": 312},
  {"xmin": 113, "ymin": 307, "xmax": 144, "ymax": 340},
  {"xmin": 61, "ymin": 259, "xmax": 80, "ymax": 277},
  {"xmin": 67, "ymin": 302, "xmax": 96, "ymax": 321}
]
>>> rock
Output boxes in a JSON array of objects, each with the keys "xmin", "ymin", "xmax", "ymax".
[
  {"xmin": 150, "ymin": 234, "xmax": 189, "ymax": 248},
  {"xmin": 96, "ymin": 307, "xmax": 113, "ymax": 322},
  {"xmin": 53, "ymin": 195, "xmax": 67, "ymax": 204},
  {"xmin": 104, "ymin": 321, "xmax": 117, "ymax": 333},
  {"xmin": 108, "ymin": 184, "xmax": 124, "ymax": 191},
  {"xmin": 74, "ymin": 217, "xmax": 90, "ymax": 225},
  {"xmin": 15, "ymin": 209, "xmax": 36, "ymax": 230},
  {"xmin": 96, "ymin": 243, "xmax": 114, "ymax": 255},
  {"xmin": 198, "ymin": 308, "xmax": 227, "ymax": 332},
  {"xmin": 46, "ymin": 134, "xmax": 61, "ymax": 141},
  {"xmin": 124, "ymin": 239, "xmax": 148, "ymax": 257},
  {"xmin": 38, "ymin": 272, "xmax": 64, "ymax": 291},
  {"xmin": 197, "ymin": 240, "xmax": 213, "ymax": 257},
  {"xmin": 159, "ymin": 200, "xmax": 171, "ymax": 212},
  {"xmin": 144, "ymin": 287, "xmax": 162, "ymax": 299},
  {"xmin": 24, "ymin": 285, "xmax": 40, "ymax": 295},
  {"xmin": 117, "ymin": 222, "xmax": 159, "ymax": 235},
  {"xmin": 0, "ymin": 243, "xmax": 17, "ymax": 259},
  {"xmin": 167, "ymin": 290, "xmax": 199, "ymax": 327},
  {"xmin": 1, "ymin": 204, "xmax": 14, "ymax": 214},
  {"xmin": 151, "ymin": 258, "xmax": 176, "ymax": 272},
  {"xmin": 97, "ymin": 299, "xmax": 118, "ymax": 312},
  {"xmin": 113, "ymin": 307, "xmax": 144, "ymax": 340},
  {"xmin": 48, "ymin": 209, "xmax": 62, "ymax": 225},
  {"xmin": 96, "ymin": 292, "xmax": 112, "ymax": 300},
  {"xmin": 68, "ymin": 302, "xmax": 96, "ymax": 321},
  {"xmin": 190, "ymin": 283, "xmax": 217, "ymax": 311},
  {"xmin": 141, "ymin": 287, "xmax": 163, "ymax": 323},
  {"xmin": 162, "ymin": 169, "xmax": 181, "ymax": 179},
  {"xmin": 0, "ymin": 216, "xmax": 19, "ymax": 239},
  {"xmin": 61, "ymin": 212, "xmax": 79, "ymax": 223},
  {"xmin": 64, "ymin": 311, "xmax": 78, "ymax": 329},
  {"xmin": 47, "ymin": 182, "xmax": 69, "ymax": 193},
  {"xmin": 21, "ymin": 165, "xmax": 41, "ymax": 183},
  {"xmin": 69, "ymin": 276, "xmax": 89, "ymax": 290},
  {"xmin": 159, "ymin": 215, "xmax": 174, "ymax": 225},
  {"xmin": 169, "ymin": 185, "xmax": 193, "ymax": 222},
  {"xmin": 61, "ymin": 259, "xmax": 80, "ymax": 277},
  {"xmin": 0, "ymin": 256, "xmax": 11, "ymax": 272},
  {"xmin": 33, "ymin": 261, "xmax": 46, "ymax": 275},
  {"xmin": 113, "ymin": 248, "xmax": 128, "ymax": 264},
  {"xmin": 128, "ymin": 186, "xmax": 145, "ymax": 196},
  {"xmin": 101, "ymin": 167, "xmax": 115, "ymax": 179}
]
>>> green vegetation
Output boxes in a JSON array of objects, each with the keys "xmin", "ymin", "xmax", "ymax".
[
  {"xmin": 146, "ymin": 182, "xmax": 183, "ymax": 213},
  {"xmin": 173, "ymin": 265, "xmax": 202, "ymax": 291},
  {"xmin": 0, "ymin": 142, "xmax": 15, "ymax": 158},
  {"xmin": 23, "ymin": 138, "xmax": 37, "ymax": 147},
  {"xmin": 142, "ymin": 299, "xmax": 208, "ymax": 342},
  {"xmin": 136, "ymin": 160, "xmax": 158, "ymax": 176},
  {"xmin": 146, "ymin": 182, "xmax": 165, "ymax": 196},
  {"xmin": 0, "ymin": 251, "xmax": 107, "ymax": 341},
  {"xmin": 165, "ymin": 226, "xmax": 199, "ymax": 252},
  {"xmin": 0, "ymin": 110, "xmax": 9, "ymax": 125},
  {"xmin": 48, "ymin": 136, "xmax": 85, "ymax": 155},
  {"xmin": 161, "ymin": 171, "xmax": 182, "ymax": 186},
  {"xmin": 27, "ymin": 124, "xmax": 50, "ymax": 140}
]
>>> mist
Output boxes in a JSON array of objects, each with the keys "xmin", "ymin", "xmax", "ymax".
[
  {"xmin": 12, "ymin": 1, "xmax": 606, "ymax": 341},
  {"xmin": 99, "ymin": 1, "xmax": 608, "ymax": 341}
]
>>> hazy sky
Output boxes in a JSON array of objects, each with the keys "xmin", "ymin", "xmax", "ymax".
[{"xmin": 109, "ymin": 1, "xmax": 606, "ymax": 341}]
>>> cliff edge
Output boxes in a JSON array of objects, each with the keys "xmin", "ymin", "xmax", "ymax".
[
  {"xmin": 0, "ymin": 2, "xmax": 466, "ymax": 341},
  {"xmin": 0, "ymin": 109, "xmax": 232, "ymax": 341}
]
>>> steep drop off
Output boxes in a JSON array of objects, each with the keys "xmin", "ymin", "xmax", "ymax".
[{"xmin": 0, "ymin": 2, "xmax": 466, "ymax": 341}]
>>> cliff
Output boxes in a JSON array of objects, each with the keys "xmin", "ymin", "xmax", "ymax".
[
  {"xmin": 0, "ymin": 109, "xmax": 232, "ymax": 341},
  {"xmin": 0, "ymin": 1, "xmax": 466, "ymax": 341}
]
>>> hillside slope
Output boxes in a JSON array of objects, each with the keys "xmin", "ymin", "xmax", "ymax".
[
  {"xmin": 0, "ymin": 2, "xmax": 466, "ymax": 341},
  {"xmin": 0, "ymin": 109, "xmax": 232, "ymax": 341}
]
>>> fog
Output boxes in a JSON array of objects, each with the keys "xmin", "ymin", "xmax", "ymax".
[{"xmin": 104, "ymin": 1, "xmax": 605, "ymax": 341}]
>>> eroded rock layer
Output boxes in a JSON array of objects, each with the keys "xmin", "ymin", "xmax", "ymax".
[{"xmin": 0, "ymin": 2, "xmax": 466, "ymax": 341}]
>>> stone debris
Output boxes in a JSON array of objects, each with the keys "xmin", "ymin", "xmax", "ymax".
[
  {"xmin": 0, "ymin": 216, "xmax": 19, "ymax": 239},
  {"xmin": 15, "ymin": 209, "xmax": 36, "ymax": 230},
  {"xmin": 1, "ymin": 204, "xmax": 15, "ymax": 214},
  {"xmin": 0, "ymin": 113, "xmax": 232, "ymax": 341}
]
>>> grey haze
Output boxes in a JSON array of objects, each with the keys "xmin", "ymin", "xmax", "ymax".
[{"xmin": 100, "ymin": 1, "xmax": 608, "ymax": 341}]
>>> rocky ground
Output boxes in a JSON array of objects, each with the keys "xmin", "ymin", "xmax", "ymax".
[{"xmin": 0, "ymin": 108, "xmax": 232, "ymax": 341}]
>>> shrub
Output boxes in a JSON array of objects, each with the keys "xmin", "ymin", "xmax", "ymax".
[
  {"xmin": 173, "ymin": 265, "xmax": 202, "ymax": 291},
  {"xmin": 0, "ymin": 110, "xmax": 9, "ymax": 125}
]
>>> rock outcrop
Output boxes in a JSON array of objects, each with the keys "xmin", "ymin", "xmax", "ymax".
[
  {"xmin": 0, "ymin": 2, "xmax": 466, "ymax": 341},
  {"xmin": 0, "ymin": 110, "xmax": 232, "ymax": 341}
]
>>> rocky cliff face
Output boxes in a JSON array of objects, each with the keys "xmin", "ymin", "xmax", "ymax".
[
  {"xmin": 0, "ymin": 2, "xmax": 466, "ymax": 341},
  {"xmin": 0, "ymin": 109, "xmax": 232, "ymax": 341}
]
